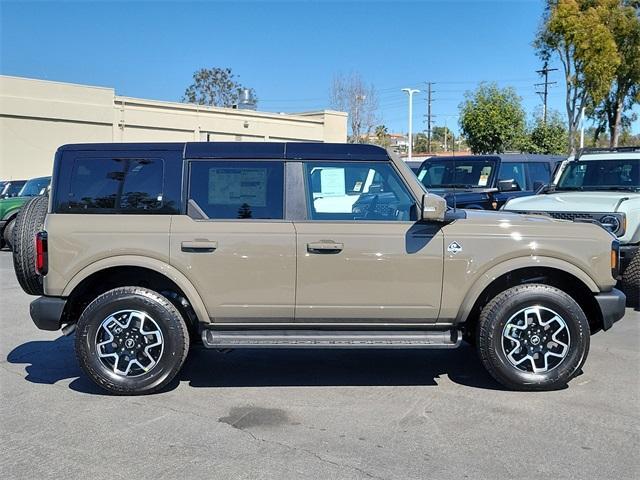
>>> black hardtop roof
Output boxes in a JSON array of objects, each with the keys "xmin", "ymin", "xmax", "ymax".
[
  {"xmin": 57, "ymin": 142, "xmax": 390, "ymax": 161},
  {"xmin": 421, "ymin": 154, "xmax": 563, "ymax": 165}
]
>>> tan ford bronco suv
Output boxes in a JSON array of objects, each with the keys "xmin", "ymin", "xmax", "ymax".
[{"xmin": 13, "ymin": 142, "xmax": 626, "ymax": 395}]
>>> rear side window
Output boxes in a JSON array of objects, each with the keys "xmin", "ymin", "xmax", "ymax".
[
  {"xmin": 189, "ymin": 161, "xmax": 284, "ymax": 220},
  {"xmin": 61, "ymin": 158, "xmax": 164, "ymax": 213}
]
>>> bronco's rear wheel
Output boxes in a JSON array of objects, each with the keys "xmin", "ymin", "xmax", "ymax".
[
  {"xmin": 12, "ymin": 195, "xmax": 48, "ymax": 295},
  {"xmin": 75, "ymin": 287, "xmax": 190, "ymax": 395},
  {"xmin": 477, "ymin": 283, "xmax": 589, "ymax": 391}
]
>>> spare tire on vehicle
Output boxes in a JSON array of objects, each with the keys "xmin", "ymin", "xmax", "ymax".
[
  {"xmin": 621, "ymin": 251, "xmax": 640, "ymax": 309},
  {"xmin": 12, "ymin": 195, "xmax": 48, "ymax": 296}
]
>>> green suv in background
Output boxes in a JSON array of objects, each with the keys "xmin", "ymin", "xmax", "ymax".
[
  {"xmin": 0, "ymin": 176, "xmax": 50, "ymax": 250},
  {"xmin": 503, "ymin": 148, "xmax": 639, "ymax": 305}
]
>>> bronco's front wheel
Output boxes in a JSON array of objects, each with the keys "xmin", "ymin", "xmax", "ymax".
[
  {"xmin": 75, "ymin": 287, "xmax": 189, "ymax": 395},
  {"xmin": 477, "ymin": 284, "xmax": 590, "ymax": 391}
]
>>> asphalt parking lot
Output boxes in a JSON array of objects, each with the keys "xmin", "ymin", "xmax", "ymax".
[{"xmin": 0, "ymin": 250, "xmax": 638, "ymax": 479}]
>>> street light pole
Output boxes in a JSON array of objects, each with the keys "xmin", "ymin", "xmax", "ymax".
[{"xmin": 402, "ymin": 88, "xmax": 420, "ymax": 162}]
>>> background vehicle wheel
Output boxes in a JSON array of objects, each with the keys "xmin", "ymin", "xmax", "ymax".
[
  {"xmin": 12, "ymin": 195, "xmax": 48, "ymax": 295},
  {"xmin": 477, "ymin": 283, "xmax": 589, "ymax": 391},
  {"xmin": 621, "ymin": 251, "xmax": 639, "ymax": 309},
  {"xmin": 75, "ymin": 287, "xmax": 190, "ymax": 395},
  {"xmin": 3, "ymin": 217, "xmax": 15, "ymax": 251}
]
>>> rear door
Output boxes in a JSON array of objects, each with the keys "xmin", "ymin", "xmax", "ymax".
[
  {"xmin": 293, "ymin": 161, "xmax": 444, "ymax": 324},
  {"xmin": 170, "ymin": 159, "xmax": 296, "ymax": 324}
]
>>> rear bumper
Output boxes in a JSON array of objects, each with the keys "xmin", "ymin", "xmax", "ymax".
[
  {"xmin": 594, "ymin": 288, "xmax": 626, "ymax": 331},
  {"xmin": 30, "ymin": 296, "xmax": 66, "ymax": 331}
]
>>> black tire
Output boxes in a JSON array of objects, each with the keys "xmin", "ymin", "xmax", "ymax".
[
  {"xmin": 12, "ymin": 195, "xmax": 48, "ymax": 295},
  {"xmin": 75, "ymin": 287, "xmax": 190, "ymax": 395},
  {"xmin": 477, "ymin": 283, "xmax": 590, "ymax": 391},
  {"xmin": 621, "ymin": 251, "xmax": 640, "ymax": 309},
  {"xmin": 3, "ymin": 217, "xmax": 15, "ymax": 251}
]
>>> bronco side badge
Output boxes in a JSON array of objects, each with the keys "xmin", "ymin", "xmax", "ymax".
[{"xmin": 447, "ymin": 241, "xmax": 462, "ymax": 255}]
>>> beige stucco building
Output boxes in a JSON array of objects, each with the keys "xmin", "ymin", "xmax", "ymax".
[{"xmin": 0, "ymin": 75, "xmax": 347, "ymax": 179}]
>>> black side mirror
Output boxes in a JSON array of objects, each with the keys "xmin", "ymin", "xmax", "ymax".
[{"xmin": 497, "ymin": 179, "xmax": 519, "ymax": 192}]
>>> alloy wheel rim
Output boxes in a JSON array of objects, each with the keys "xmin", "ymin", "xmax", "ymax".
[
  {"xmin": 501, "ymin": 306, "xmax": 570, "ymax": 374},
  {"xmin": 95, "ymin": 310, "xmax": 164, "ymax": 377}
]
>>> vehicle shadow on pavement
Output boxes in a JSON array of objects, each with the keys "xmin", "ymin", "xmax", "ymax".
[
  {"xmin": 7, "ymin": 338, "xmax": 504, "ymax": 394},
  {"xmin": 177, "ymin": 343, "xmax": 505, "ymax": 391},
  {"xmin": 6, "ymin": 336, "xmax": 106, "ymax": 394}
]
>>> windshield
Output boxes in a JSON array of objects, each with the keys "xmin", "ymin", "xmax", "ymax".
[
  {"xmin": 18, "ymin": 177, "xmax": 50, "ymax": 197},
  {"xmin": 416, "ymin": 159, "xmax": 496, "ymax": 188},
  {"xmin": 556, "ymin": 159, "xmax": 639, "ymax": 191}
]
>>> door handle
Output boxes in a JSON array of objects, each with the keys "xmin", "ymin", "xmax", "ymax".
[
  {"xmin": 307, "ymin": 241, "xmax": 344, "ymax": 254},
  {"xmin": 181, "ymin": 240, "xmax": 218, "ymax": 253}
]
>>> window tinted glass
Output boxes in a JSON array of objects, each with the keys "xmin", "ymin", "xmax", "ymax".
[
  {"xmin": 62, "ymin": 158, "xmax": 163, "ymax": 212},
  {"xmin": 18, "ymin": 177, "xmax": 50, "ymax": 197},
  {"xmin": 498, "ymin": 162, "xmax": 526, "ymax": 191},
  {"xmin": 189, "ymin": 161, "xmax": 284, "ymax": 219},
  {"xmin": 527, "ymin": 162, "xmax": 551, "ymax": 189},
  {"xmin": 305, "ymin": 162, "xmax": 415, "ymax": 221},
  {"xmin": 557, "ymin": 159, "xmax": 639, "ymax": 190},
  {"xmin": 417, "ymin": 160, "xmax": 495, "ymax": 188}
]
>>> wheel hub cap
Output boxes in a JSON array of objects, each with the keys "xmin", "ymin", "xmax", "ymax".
[
  {"xmin": 501, "ymin": 306, "xmax": 570, "ymax": 374},
  {"xmin": 95, "ymin": 310, "xmax": 164, "ymax": 377}
]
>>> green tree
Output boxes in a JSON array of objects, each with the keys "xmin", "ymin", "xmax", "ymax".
[
  {"xmin": 459, "ymin": 83, "xmax": 527, "ymax": 154},
  {"xmin": 372, "ymin": 125, "xmax": 391, "ymax": 148},
  {"xmin": 535, "ymin": 0, "xmax": 623, "ymax": 151},
  {"xmin": 182, "ymin": 67, "xmax": 255, "ymax": 107},
  {"xmin": 591, "ymin": 1, "xmax": 640, "ymax": 146},
  {"xmin": 525, "ymin": 112, "xmax": 569, "ymax": 154},
  {"xmin": 413, "ymin": 133, "xmax": 429, "ymax": 153}
]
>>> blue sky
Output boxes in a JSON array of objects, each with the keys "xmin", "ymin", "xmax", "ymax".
[{"xmin": 1, "ymin": 0, "xmax": 637, "ymax": 135}]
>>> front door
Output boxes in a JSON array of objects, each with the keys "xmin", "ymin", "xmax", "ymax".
[
  {"xmin": 170, "ymin": 160, "xmax": 296, "ymax": 323},
  {"xmin": 294, "ymin": 161, "xmax": 444, "ymax": 323}
]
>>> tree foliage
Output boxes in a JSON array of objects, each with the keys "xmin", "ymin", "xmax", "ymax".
[
  {"xmin": 535, "ymin": 1, "xmax": 629, "ymax": 151},
  {"xmin": 182, "ymin": 67, "xmax": 255, "ymax": 107},
  {"xmin": 330, "ymin": 72, "xmax": 379, "ymax": 143},
  {"xmin": 590, "ymin": 1, "xmax": 640, "ymax": 146},
  {"xmin": 522, "ymin": 111, "xmax": 569, "ymax": 154},
  {"xmin": 372, "ymin": 124, "xmax": 391, "ymax": 148},
  {"xmin": 459, "ymin": 83, "xmax": 527, "ymax": 154}
]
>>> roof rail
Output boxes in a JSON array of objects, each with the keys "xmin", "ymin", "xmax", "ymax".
[{"xmin": 576, "ymin": 146, "xmax": 640, "ymax": 160}]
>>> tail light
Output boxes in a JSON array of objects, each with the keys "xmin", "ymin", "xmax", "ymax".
[{"xmin": 35, "ymin": 231, "xmax": 48, "ymax": 275}]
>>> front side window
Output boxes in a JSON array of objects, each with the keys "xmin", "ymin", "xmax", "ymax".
[
  {"xmin": 62, "ymin": 158, "xmax": 163, "ymax": 212},
  {"xmin": 305, "ymin": 162, "xmax": 415, "ymax": 221},
  {"xmin": 417, "ymin": 160, "xmax": 496, "ymax": 188},
  {"xmin": 527, "ymin": 162, "xmax": 551, "ymax": 188},
  {"xmin": 189, "ymin": 161, "xmax": 284, "ymax": 219},
  {"xmin": 556, "ymin": 159, "xmax": 640, "ymax": 191},
  {"xmin": 498, "ymin": 162, "xmax": 526, "ymax": 191}
]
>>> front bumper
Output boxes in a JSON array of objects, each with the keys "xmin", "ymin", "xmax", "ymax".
[
  {"xmin": 30, "ymin": 296, "xmax": 66, "ymax": 331},
  {"xmin": 594, "ymin": 288, "xmax": 626, "ymax": 331}
]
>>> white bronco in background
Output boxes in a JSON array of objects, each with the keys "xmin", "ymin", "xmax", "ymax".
[{"xmin": 503, "ymin": 147, "xmax": 640, "ymax": 306}]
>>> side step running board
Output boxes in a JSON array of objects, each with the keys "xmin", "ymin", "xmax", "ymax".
[{"xmin": 202, "ymin": 329, "xmax": 461, "ymax": 349}]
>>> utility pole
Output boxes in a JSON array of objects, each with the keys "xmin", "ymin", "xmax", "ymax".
[
  {"xmin": 402, "ymin": 88, "xmax": 420, "ymax": 162},
  {"xmin": 425, "ymin": 82, "xmax": 435, "ymax": 153},
  {"xmin": 535, "ymin": 62, "xmax": 558, "ymax": 124}
]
